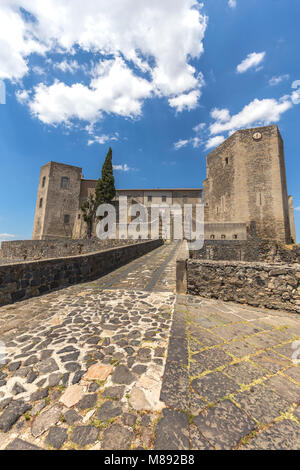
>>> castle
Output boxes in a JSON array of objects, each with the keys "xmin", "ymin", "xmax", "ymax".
[{"xmin": 32, "ymin": 124, "xmax": 296, "ymax": 244}]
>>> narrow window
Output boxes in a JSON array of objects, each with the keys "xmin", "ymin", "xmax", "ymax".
[
  {"xmin": 42, "ymin": 176, "xmax": 46, "ymax": 188},
  {"xmin": 39, "ymin": 198, "xmax": 43, "ymax": 208},
  {"xmin": 225, "ymin": 157, "xmax": 229, "ymax": 165},
  {"xmin": 162, "ymin": 195, "xmax": 167, "ymax": 202},
  {"xmin": 233, "ymin": 234, "xmax": 238, "ymax": 240},
  {"xmin": 64, "ymin": 214, "xmax": 70, "ymax": 224},
  {"xmin": 61, "ymin": 177, "xmax": 69, "ymax": 189},
  {"xmin": 78, "ymin": 214, "xmax": 81, "ymax": 220},
  {"xmin": 147, "ymin": 195, "xmax": 152, "ymax": 202}
]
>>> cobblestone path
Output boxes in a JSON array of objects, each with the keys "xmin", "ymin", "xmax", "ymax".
[
  {"xmin": 0, "ymin": 242, "xmax": 178, "ymax": 450},
  {"xmin": 0, "ymin": 241, "xmax": 299, "ymax": 450}
]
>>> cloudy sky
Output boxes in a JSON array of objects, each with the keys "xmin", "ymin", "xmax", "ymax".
[{"xmin": 0, "ymin": 0, "xmax": 299, "ymax": 241}]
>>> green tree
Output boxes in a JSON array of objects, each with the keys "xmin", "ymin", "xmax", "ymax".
[
  {"xmin": 95, "ymin": 147, "xmax": 116, "ymax": 205},
  {"xmin": 81, "ymin": 193, "xmax": 97, "ymax": 239}
]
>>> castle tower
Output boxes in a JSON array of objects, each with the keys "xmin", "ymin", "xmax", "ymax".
[
  {"xmin": 32, "ymin": 162, "xmax": 82, "ymax": 240},
  {"xmin": 203, "ymin": 125, "xmax": 293, "ymax": 243}
]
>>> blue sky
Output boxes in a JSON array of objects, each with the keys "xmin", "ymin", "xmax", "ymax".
[{"xmin": 0, "ymin": 0, "xmax": 299, "ymax": 242}]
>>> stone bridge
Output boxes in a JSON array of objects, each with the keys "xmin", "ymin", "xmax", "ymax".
[{"xmin": 0, "ymin": 242, "xmax": 299, "ymax": 450}]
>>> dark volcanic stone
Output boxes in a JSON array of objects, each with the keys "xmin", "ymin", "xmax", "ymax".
[
  {"xmin": 102, "ymin": 386, "xmax": 125, "ymax": 399},
  {"xmin": 11, "ymin": 382, "xmax": 26, "ymax": 396},
  {"xmin": 27, "ymin": 370, "xmax": 38, "ymax": 384},
  {"xmin": 48, "ymin": 373, "xmax": 62, "ymax": 387},
  {"xmin": 97, "ymin": 401, "xmax": 122, "ymax": 422},
  {"xmin": 88, "ymin": 382, "xmax": 100, "ymax": 393},
  {"xmin": 0, "ymin": 400, "xmax": 32, "ymax": 432},
  {"xmin": 72, "ymin": 370, "xmax": 86, "ymax": 384},
  {"xmin": 141, "ymin": 415, "xmax": 151, "ymax": 426},
  {"xmin": 46, "ymin": 427, "xmax": 68, "ymax": 449},
  {"xmin": 6, "ymin": 438, "xmax": 42, "ymax": 450},
  {"xmin": 23, "ymin": 355, "xmax": 39, "ymax": 366},
  {"xmin": 37, "ymin": 358, "xmax": 59, "ymax": 374},
  {"xmin": 64, "ymin": 409, "xmax": 81, "ymax": 426},
  {"xmin": 123, "ymin": 413, "xmax": 137, "ymax": 426},
  {"xmin": 40, "ymin": 349, "xmax": 54, "ymax": 360},
  {"xmin": 111, "ymin": 365, "xmax": 135, "ymax": 385},
  {"xmin": 57, "ymin": 346, "xmax": 77, "ymax": 354},
  {"xmin": 137, "ymin": 348, "xmax": 152, "ymax": 362},
  {"xmin": 0, "ymin": 397, "xmax": 12, "ymax": 410},
  {"xmin": 64, "ymin": 362, "xmax": 81, "ymax": 372},
  {"xmin": 101, "ymin": 423, "xmax": 134, "ymax": 450},
  {"xmin": 60, "ymin": 352, "xmax": 80, "ymax": 363},
  {"xmin": 154, "ymin": 409, "xmax": 189, "ymax": 450},
  {"xmin": 132, "ymin": 364, "xmax": 147, "ymax": 375},
  {"xmin": 8, "ymin": 362, "xmax": 21, "ymax": 372},
  {"xmin": 71, "ymin": 426, "xmax": 99, "ymax": 446},
  {"xmin": 77, "ymin": 394, "xmax": 98, "ymax": 410},
  {"xmin": 30, "ymin": 388, "xmax": 49, "ymax": 402}
]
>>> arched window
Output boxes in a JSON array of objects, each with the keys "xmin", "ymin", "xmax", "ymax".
[
  {"xmin": 210, "ymin": 234, "xmax": 215, "ymax": 240},
  {"xmin": 221, "ymin": 234, "xmax": 226, "ymax": 239},
  {"xmin": 233, "ymin": 234, "xmax": 238, "ymax": 239}
]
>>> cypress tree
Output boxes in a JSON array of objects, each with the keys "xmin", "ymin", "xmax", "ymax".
[{"xmin": 95, "ymin": 147, "xmax": 116, "ymax": 205}]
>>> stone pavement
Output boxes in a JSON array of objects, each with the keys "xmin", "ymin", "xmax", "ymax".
[
  {"xmin": 155, "ymin": 294, "xmax": 300, "ymax": 450},
  {"xmin": 0, "ymin": 241, "xmax": 299, "ymax": 450}
]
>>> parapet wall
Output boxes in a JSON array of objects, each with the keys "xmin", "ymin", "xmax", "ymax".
[
  {"xmin": 0, "ymin": 239, "xmax": 163, "ymax": 307},
  {"xmin": 187, "ymin": 259, "xmax": 300, "ymax": 313},
  {"xmin": 190, "ymin": 240, "xmax": 300, "ymax": 264},
  {"xmin": 0, "ymin": 238, "xmax": 147, "ymax": 263}
]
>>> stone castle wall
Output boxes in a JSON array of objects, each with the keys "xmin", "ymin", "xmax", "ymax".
[
  {"xmin": 187, "ymin": 259, "xmax": 300, "ymax": 313},
  {"xmin": 203, "ymin": 125, "xmax": 292, "ymax": 243},
  {"xmin": 0, "ymin": 239, "xmax": 163, "ymax": 306},
  {"xmin": 0, "ymin": 238, "xmax": 147, "ymax": 263},
  {"xmin": 190, "ymin": 240, "xmax": 300, "ymax": 264}
]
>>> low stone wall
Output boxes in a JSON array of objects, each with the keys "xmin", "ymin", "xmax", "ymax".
[
  {"xmin": 0, "ymin": 239, "xmax": 163, "ymax": 306},
  {"xmin": 0, "ymin": 238, "xmax": 147, "ymax": 263},
  {"xmin": 187, "ymin": 259, "xmax": 300, "ymax": 313},
  {"xmin": 190, "ymin": 239, "xmax": 300, "ymax": 264}
]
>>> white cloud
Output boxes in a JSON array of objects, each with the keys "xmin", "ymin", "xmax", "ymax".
[
  {"xmin": 228, "ymin": 0, "xmax": 237, "ymax": 8},
  {"xmin": 210, "ymin": 108, "xmax": 230, "ymax": 122},
  {"xmin": 29, "ymin": 57, "xmax": 153, "ymax": 124},
  {"xmin": 236, "ymin": 52, "xmax": 266, "ymax": 74},
  {"xmin": 16, "ymin": 89, "xmax": 30, "ymax": 104},
  {"xmin": 169, "ymin": 89, "xmax": 201, "ymax": 113},
  {"xmin": 269, "ymin": 74, "xmax": 289, "ymax": 86},
  {"xmin": 174, "ymin": 139, "xmax": 189, "ymax": 150},
  {"xmin": 292, "ymin": 80, "xmax": 300, "ymax": 89},
  {"xmin": 209, "ymin": 97, "xmax": 293, "ymax": 135},
  {"xmin": 294, "ymin": 206, "xmax": 300, "ymax": 211},
  {"xmin": 88, "ymin": 132, "xmax": 119, "ymax": 146},
  {"xmin": 205, "ymin": 135, "xmax": 225, "ymax": 150},
  {"xmin": 0, "ymin": 233, "xmax": 16, "ymax": 243},
  {"xmin": 54, "ymin": 60, "xmax": 81, "ymax": 74},
  {"xmin": 176, "ymin": 81, "xmax": 300, "ymax": 151},
  {"xmin": 113, "ymin": 164, "xmax": 135, "ymax": 172},
  {"xmin": 193, "ymin": 122, "xmax": 205, "ymax": 133},
  {"xmin": 1, "ymin": 0, "xmax": 208, "ymax": 123}
]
